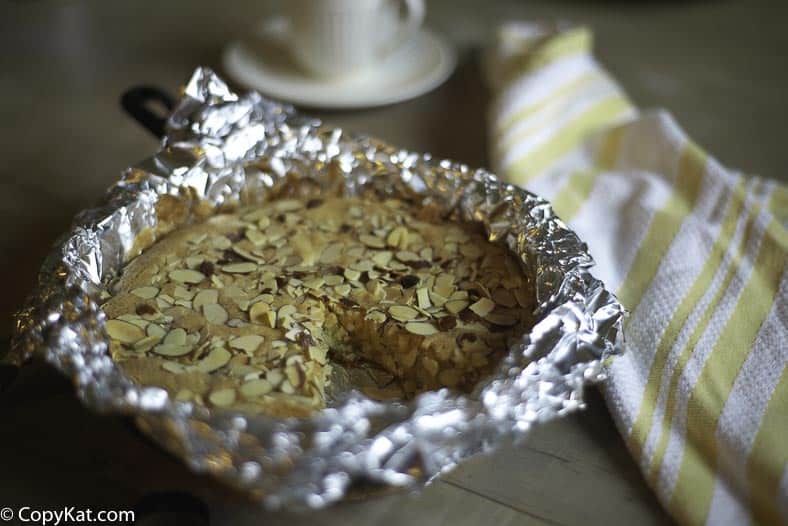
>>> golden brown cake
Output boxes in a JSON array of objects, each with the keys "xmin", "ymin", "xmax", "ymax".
[{"xmin": 100, "ymin": 193, "xmax": 536, "ymax": 417}]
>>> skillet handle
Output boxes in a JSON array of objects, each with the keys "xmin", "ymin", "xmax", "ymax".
[
  {"xmin": 0, "ymin": 362, "xmax": 18, "ymax": 393},
  {"xmin": 120, "ymin": 86, "xmax": 176, "ymax": 139}
]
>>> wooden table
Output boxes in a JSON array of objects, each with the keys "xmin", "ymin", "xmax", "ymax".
[{"xmin": 2, "ymin": 1, "xmax": 785, "ymax": 524}]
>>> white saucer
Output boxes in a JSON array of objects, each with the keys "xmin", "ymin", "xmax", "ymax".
[{"xmin": 222, "ymin": 18, "xmax": 457, "ymax": 109}]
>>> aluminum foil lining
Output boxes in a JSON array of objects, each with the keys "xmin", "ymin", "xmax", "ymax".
[{"xmin": 9, "ymin": 67, "xmax": 624, "ymax": 509}]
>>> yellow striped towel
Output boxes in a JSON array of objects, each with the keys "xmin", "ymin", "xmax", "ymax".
[{"xmin": 485, "ymin": 22, "xmax": 787, "ymax": 526}]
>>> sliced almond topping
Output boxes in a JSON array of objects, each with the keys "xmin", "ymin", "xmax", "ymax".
[
  {"xmin": 169, "ymin": 269, "xmax": 205, "ymax": 284},
  {"xmin": 334, "ymin": 284, "xmax": 351, "ymax": 297},
  {"xmin": 116, "ymin": 314, "xmax": 149, "ymax": 328},
  {"xmin": 319, "ymin": 243, "xmax": 343, "ymax": 263},
  {"xmin": 197, "ymin": 347, "xmax": 232, "ymax": 373},
  {"xmin": 173, "ymin": 286, "xmax": 194, "ymax": 300},
  {"xmin": 229, "ymin": 335, "xmax": 264, "ymax": 354},
  {"xmin": 417, "ymin": 287, "xmax": 432, "ymax": 309},
  {"xmin": 266, "ymin": 368, "xmax": 284, "ymax": 387},
  {"xmin": 203, "ymin": 303, "xmax": 229, "ymax": 325},
  {"xmin": 161, "ymin": 361, "xmax": 186, "ymax": 374},
  {"xmin": 372, "ymin": 251, "xmax": 393, "ymax": 267},
  {"xmin": 445, "ymin": 300, "xmax": 469, "ymax": 314},
  {"xmin": 209, "ymin": 388, "xmax": 236, "ymax": 407},
  {"xmin": 364, "ymin": 310, "xmax": 387, "ymax": 323},
  {"xmin": 343, "ymin": 268, "xmax": 361, "ymax": 281},
  {"xmin": 257, "ymin": 216, "xmax": 271, "ymax": 229},
  {"xmin": 133, "ymin": 335, "xmax": 160, "ymax": 352},
  {"xmin": 434, "ymin": 274, "xmax": 455, "ymax": 298},
  {"xmin": 273, "ymin": 199, "xmax": 302, "ymax": 212},
  {"xmin": 152, "ymin": 342, "xmax": 193, "ymax": 357},
  {"xmin": 221, "ymin": 262, "xmax": 257, "ymax": 274},
  {"xmin": 146, "ymin": 324, "xmax": 166, "ymax": 339},
  {"xmin": 131, "ymin": 286, "xmax": 159, "ymax": 299},
  {"xmin": 193, "ymin": 289, "xmax": 219, "ymax": 310},
  {"xmin": 106, "ymin": 320, "xmax": 146, "ymax": 344},
  {"xmin": 163, "ymin": 328, "xmax": 187, "ymax": 346},
  {"xmin": 359, "ymin": 234, "xmax": 385, "ymax": 248},
  {"xmin": 469, "ymin": 297, "xmax": 496, "ymax": 317},
  {"xmin": 429, "ymin": 291, "xmax": 448, "ymax": 308},
  {"xmin": 278, "ymin": 304, "xmax": 297, "ymax": 319},
  {"xmin": 248, "ymin": 301, "xmax": 271, "ymax": 325},
  {"xmin": 324, "ymin": 275, "xmax": 344, "ymax": 286},
  {"xmin": 102, "ymin": 195, "xmax": 536, "ymax": 414},
  {"xmin": 303, "ymin": 277, "xmax": 324, "ymax": 290},
  {"xmin": 240, "ymin": 379, "xmax": 273, "ymax": 399},
  {"xmin": 245, "ymin": 229, "xmax": 267, "ymax": 246},
  {"xmin": 308, "ymin": 345, "xmax": 328, "ymax": 364},
  {"xmin": 389, "ymin": 305, "xmax": 419, "ymax": 321},
  {"xmin": 395, "ymin": 250, "xmax": 420, "ymax": 262},
  {"xmin": 386, "ymin": 226, "xmax": 409, "ymax": 249},
  {"xmin": 405, "ymin": 321, "xmax": 438, "ymax": 336},
  {"xmin": 185, "ymin": 255, "xmax": 204, "ymax": 269}
]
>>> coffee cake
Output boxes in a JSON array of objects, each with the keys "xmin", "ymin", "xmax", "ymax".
[{"xmin": 100, "ymin": 194, "xmax": 536, "ymax": 417}]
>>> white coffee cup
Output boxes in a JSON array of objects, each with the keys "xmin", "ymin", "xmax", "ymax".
[{"xmin": 283, "ymin": 0, "xmax": 426, "ymax": 78}]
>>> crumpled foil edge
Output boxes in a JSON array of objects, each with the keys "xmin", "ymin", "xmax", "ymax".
[{"xmin": 9, "ymin": 67, "xmax": 624, "ymax": 509}]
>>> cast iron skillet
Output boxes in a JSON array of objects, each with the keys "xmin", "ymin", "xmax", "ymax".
[
  {"xmin": 0, "ymin": 86, "xmax": 174, "ymax": 394},
  {"xmin": 1, "ymin": 87, "xmax": 210, "ymax": 525},
  {"xmin": 121, "ymin": 85, "xmax": 176, "ymax": 139}
]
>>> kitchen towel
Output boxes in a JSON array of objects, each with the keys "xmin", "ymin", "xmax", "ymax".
[{"xmin": 485, "ymin": 22, "xmax": 787, "ymax": 526}]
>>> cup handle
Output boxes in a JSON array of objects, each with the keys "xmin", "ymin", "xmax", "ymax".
[{"xmin": 379, "ymin": 0, "xmax": 426, "ymax": 56}]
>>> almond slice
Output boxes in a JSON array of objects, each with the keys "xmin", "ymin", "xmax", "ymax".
[
  {"xmin": 416, "ymin": 287, "xmax": 432, "ymax": 309},
  {"xmin": 168, "ymin": 269, "xmax": 205, "ymax": 284},
  {"xmin": 193, "ymin": 289, "xmax": 219, "ymax": 310},
  {"xmin": 240, "ymin": 378, "xmax": 273, "ymax": 399},
  {"xmin": 395, "ymin": 250, "xmax": 420, "ymax": 262},
  {"xmin": 388, "ymin": 305, "xmax": 419, "ymax": 321},
  {"xmin": 152, "ymin": 343, "xmax": 193, "ymax": 357},
  {"xmin": 266, "ymin": 369, "xmax": 284, "ymax": 388},
  {"xmin": 131, "ymin": 286, "xmax": 159, "ymax": 299},
  {"xmin": 221, "ymin": 262, "xmax": 257, "ymax": 274},
  {"xmin": 248, "ymin": 301, "xmax": 271, "ymax": 325},
  {"xmin": 106, "ymin": 320, "xmax": 145, "ymax": 344},
  {"xmin": 245, "ymin": 229, "xmax": 267, "ymax": 246},
  {"xmin": 229, "ymin": 335, "xmax": 264, "ymax": 354},
  {"xmin": 343, "ymin": 268, "xmax": 361, "ymax": 281},
  {"xmin": 163, "ymin": 328, "xmax": 187, "ymax": 346},
  {"xmin": 405, "ymin": 321, "xmax": 438, "ymax": 336},
  {"xmin": 161, "ymin": 361, "xmax": 186, "ymax": 374},
  {"xmin": 334, "ymin": 284, "xmax": 351, "ymax": 297},
  {"xmin": 386, "ymin": 226, "xmax": 409, "ymax": 248},
  {"xmin": 197, "ymin": 347, "xmax": 232, "ymax": 373},
  {"xmin": 364, "ymin": 310, "xmax": 387, "ymax": 323},
  {"xmin": 203, "ymin": 303, "xmax": 229, "ymax": 325},
  {"xmin": 469, "ymin": 298, "xmax": 495, "ymax": 317},
  {"xmin": 133, "ymin": 335, "xmax": 160, "ymax": 352},
  {"xmin": 209, "ymin": 388, "xmax": 236, "ymax": 407},
  {"xmin": 324, "ymin": 275, "xmax": 344, "ymax": 286},
  {"xmin": 371, "ymin": 251, "xmax": 393, "ymax": 267},
  {"xmin": 360, "ymin": 234, "xmax": 385, "ymax": 248}
]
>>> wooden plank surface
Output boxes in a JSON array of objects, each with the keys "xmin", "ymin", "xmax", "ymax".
[{"xmin": 2, "ymin": 1, "xmax": 785, "ymax": 524}]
